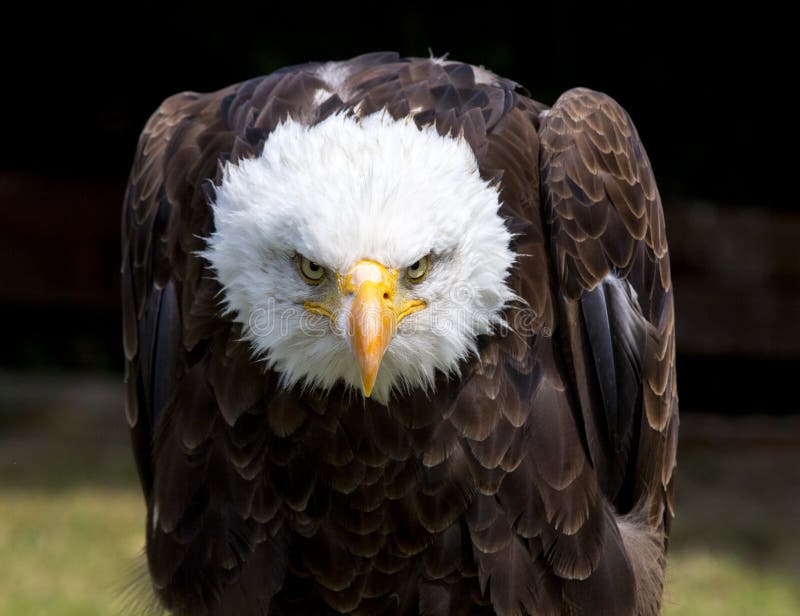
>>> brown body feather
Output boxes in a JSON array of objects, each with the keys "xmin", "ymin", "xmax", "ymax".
[{"xmin": 122, "ymin": 52, "xmax": 677, "ymax": 615}]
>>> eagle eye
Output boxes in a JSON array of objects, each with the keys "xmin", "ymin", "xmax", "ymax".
[
  {"xmin": 298, "ymin": 255, "xmax": 326, "ymax": 284},
  {"xmin": 406, "ymin": 255, "xmax": 430, "ymax": 283}
]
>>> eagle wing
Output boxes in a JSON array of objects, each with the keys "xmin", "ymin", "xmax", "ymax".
[
  {"xmin": 121, "ymin": 83, "xmax": 293, "ymax": 613},
  {"xmin": 539, "ymin": 88, "xmax": 678, "ymax": 526}
]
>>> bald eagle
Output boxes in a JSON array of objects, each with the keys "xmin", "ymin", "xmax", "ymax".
[{"xmin": 122, "ymin": 52, "xmax": 678, "ymax": 616}]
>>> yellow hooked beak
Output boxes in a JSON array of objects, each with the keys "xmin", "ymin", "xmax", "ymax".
[{"xmin": 340, "ymin": 260, "xmax": 425, "ymax": 397}]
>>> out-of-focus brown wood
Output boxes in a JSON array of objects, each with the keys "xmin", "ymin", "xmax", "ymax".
[
  {"xmin": 0, "ymin": 172, "xmax": 123, "ymax": 308},
  {"xmin": 667, "ymin": 202, "xmax": 800, "ymax": 358}
]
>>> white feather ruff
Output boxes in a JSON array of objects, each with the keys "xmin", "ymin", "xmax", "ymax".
[{"xmin": 203, "ymin": 111, "xmax": 516, "ymax": 403}]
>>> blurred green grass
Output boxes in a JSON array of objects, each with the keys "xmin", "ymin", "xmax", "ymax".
[
  {"xmin": 0, "ymin": 488, "xmax": 143, "ymax": 616},
  {"xmin": 1, "ymin": 374, "xmax": 799, "ymax": 615}
]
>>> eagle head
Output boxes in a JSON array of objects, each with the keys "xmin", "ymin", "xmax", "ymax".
[{"xmin": 203, "ymin": 111, "xmax": 515, "ymax": 403}]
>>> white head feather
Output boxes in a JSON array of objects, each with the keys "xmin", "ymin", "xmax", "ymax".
[{"xmin": 203, "ymin": 111, "xmax": 516, "ymax": 404}]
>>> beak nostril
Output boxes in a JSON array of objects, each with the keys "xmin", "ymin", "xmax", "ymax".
[{"xmin": 383, "ymin": 292, "xmax": 390, "ymax": 300}]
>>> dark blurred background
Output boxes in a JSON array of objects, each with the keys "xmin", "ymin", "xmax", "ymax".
[{"xmin": 0, "ymin": 6, "xmax": 798, "ymax": 615}]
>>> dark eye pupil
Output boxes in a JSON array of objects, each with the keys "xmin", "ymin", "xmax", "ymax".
[
  {"xmin": 410, "ymin": 261, "xmax": 420, "ymax": 271},
  {"xmin": 309, "ymin": 262, "xmax": 319, "ymax": 272}
]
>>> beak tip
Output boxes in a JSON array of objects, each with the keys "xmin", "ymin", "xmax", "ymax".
[{"xmin": 361, "ymin": 377, "xmax": 375, "ymax": 398}]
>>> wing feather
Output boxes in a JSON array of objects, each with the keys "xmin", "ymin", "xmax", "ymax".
[
  {"xmin": 538, "ymin": 88, "xmax": 678, "ymax": 610},
  {"xmin": 122, "ymin": 83, "xmax": 295, "ymax": 614},
  {"xmin": 541, "ymin": 87, "xmax": 677, "ymax": 513}
]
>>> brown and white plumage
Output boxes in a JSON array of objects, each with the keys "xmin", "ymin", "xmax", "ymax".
[{"xmin": 122, "ymin": 52, "xmax": 678, "ymax": 615}]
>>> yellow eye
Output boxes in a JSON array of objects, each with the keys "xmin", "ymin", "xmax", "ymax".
[
  {"xmin": 406, "ymin": 255, "xmax": 430, "ymax": 283},
  {"xmin": 298, "ymin": 255, "xmax": 326, "ymax": 284}
]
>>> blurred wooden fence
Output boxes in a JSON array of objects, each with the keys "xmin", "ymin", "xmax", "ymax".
[{"xmin": 667, "ymin": 202, "xmax": 800, "ymax": 358}]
